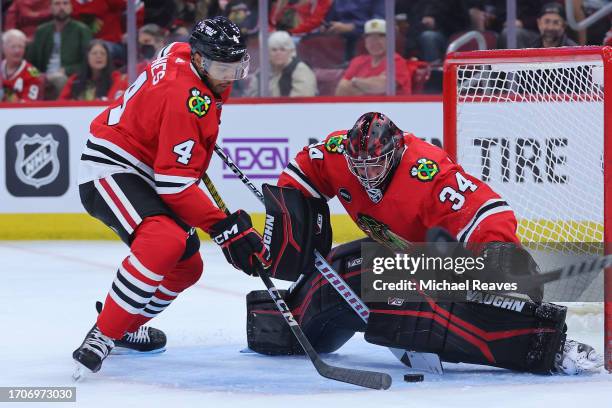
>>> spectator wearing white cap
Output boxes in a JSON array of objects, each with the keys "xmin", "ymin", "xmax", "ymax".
[
  {"xmin": 335, "ymin": 18, "xmax": 412, "ymax": 96},
  {"xmin": 248, "ymin": 30, "xmax": 317, "ymax": 97}
]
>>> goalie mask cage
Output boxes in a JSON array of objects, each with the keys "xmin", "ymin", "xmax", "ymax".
[{"xmin": 443, "ymin": 46, "xmax": 612, "ymax": 371}]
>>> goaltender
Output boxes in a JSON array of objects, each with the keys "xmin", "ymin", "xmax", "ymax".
[{"xmin": 246, "ymin": 112, "xmax": 603, "ymax": 375}]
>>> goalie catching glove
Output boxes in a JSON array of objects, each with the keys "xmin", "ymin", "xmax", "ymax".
[{"xmin": 210, "ymin": 210, "xmax": 271, "ymax": 275}]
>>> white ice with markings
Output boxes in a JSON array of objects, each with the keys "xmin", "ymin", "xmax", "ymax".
[{"xmin": 1, "ymin": 241, "xmax": 611, "ymax": 408}]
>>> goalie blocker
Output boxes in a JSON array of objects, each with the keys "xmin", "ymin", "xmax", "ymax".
[{"xmin": 261, "ymin": 184, "xmax": 332, "ymax": 281}]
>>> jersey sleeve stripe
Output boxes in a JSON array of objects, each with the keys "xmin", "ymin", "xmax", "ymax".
[
  {"xmin": 86, "ymin": 135, "xmax": 154, "ymax": 182},
  {"xmin": 158, "ymin": 42, "xmax": 178, "ymax": 58},
  {"xmin": 81, "ymin": 153, "xmax": 127, "ymax": 169},
  {"xmin": 284, "ymin": 161, "xmax": 329, "ymax": 200},
  {"xmin": 154, "ymin": 173, "xmax": 198, "ymax": 183},
  {"xmin": 456, "ymin": 199, "xmax": 513, "ymax": 243},
  {"xmin": 153, "ymin": 173, "xmax": 198, "ymax": 195}
]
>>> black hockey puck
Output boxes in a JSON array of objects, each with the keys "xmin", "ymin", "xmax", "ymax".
[{"xmin": 403, "ymin": 374, "xmax": 424, "ymax": 382}]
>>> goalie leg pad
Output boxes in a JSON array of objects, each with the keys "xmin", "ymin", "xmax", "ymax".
[
  {"xmin": 246, "ymin": 290, "xmax": 302, "ymax": 355},
  {"xmin": 262, "ymin": 184, "xmax": 332, "ymax": 281},
  {"xmin": 246, "ymin": 239, "xmax": 369, "ymax": 355},
  {"xmin": 364, "ymin": 294, "xmax": 567, "ymax": 373}
]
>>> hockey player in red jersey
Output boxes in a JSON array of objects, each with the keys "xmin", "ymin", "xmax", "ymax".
[
  {"xmin": 279, "ymin": 113, "xmax": 518, "ymax": 246},
  {"xmin": 245, "ymin": 112, "xmax": 603, "ymax": 375},
  {"xmin": 72, "ymin": 17, "xmax": 270, "ymax": 377}
]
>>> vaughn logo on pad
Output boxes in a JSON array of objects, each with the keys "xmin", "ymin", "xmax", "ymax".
[{"xmin": 5, "ymin": 124, "xmax": 69, "ymax": 197}]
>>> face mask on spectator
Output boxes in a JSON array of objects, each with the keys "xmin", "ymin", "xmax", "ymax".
[{"xmin": 139, "ymin": 44, "xmax": 157, "ymax": 60}]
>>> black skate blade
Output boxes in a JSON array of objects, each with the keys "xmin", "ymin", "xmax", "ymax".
[{"xmin": 111, "ymin": 346, "xmax": 166, "ymax": 356}]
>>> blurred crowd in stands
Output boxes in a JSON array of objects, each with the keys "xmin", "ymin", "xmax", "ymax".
[{"xmin": 1, "ymin": 0, "xmax": 611, "ymax": 102}]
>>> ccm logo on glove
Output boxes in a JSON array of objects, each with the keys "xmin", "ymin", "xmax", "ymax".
[
  {"xmin": 210, "ymin": 210, "xmax": 271, "ymax": 275},
  {"xmin": 212, "ymin": 224, "xmax": 239, "ymax": 244}
]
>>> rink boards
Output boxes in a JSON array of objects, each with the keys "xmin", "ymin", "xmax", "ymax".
[
  {"xmin": 0, "ymin": 99, "xmax": 600, "ymax": 241},
  {"xmin": 0, "ymin": 100, "xmax": 440, "ymax": 239}
]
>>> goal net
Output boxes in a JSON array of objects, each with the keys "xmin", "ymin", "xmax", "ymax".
[{"xmin": 443, "ymin": 47, "xmax": 611, "ymax": 370}]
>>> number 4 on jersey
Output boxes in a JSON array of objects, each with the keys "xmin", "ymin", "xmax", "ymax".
[
  {"xmin": 439, "ymin": 172, "xmax": 478, "ymax": 211},
  {"xmin": 173, "ymin": 140, "xmax": 195, "ymax": 164}
]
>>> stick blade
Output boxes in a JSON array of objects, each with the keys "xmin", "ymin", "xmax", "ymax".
[{"xmin": 317, "ymin": 362, "xmax": 392, "ymax": 390}]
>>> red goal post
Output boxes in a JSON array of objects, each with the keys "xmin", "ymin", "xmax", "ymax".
[{"xmin": 443, "ymin": 46, "xmax": 612, "ymax": 371}]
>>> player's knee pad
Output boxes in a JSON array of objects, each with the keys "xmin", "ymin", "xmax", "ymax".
[
  {"xmin": 163, "ymin": 252, "xmax": 204, "ymax": 293},
  {"xmin": 364, "ymin": 293, "xmax": 567, "ymax": 373},
  {"xmin": 246, "ymin": 238, "xmax": 369, "ymax": 355},
  {"xmin": 131, "ymin": 215, "xmax": 189, "ymax": 271},
  {"xmin": 261, "ymin": 184, "xmax": 332, "ymax": 281}
]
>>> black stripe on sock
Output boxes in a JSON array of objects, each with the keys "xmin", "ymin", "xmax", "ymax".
[{"xmin": 111, "ymin": 283, "xmax": 146, "ymax": 309}]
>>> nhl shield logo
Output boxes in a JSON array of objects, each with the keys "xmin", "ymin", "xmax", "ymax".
[{"xmin": 14, "ymin": 133, "xmax": 60, "ymax": 188}]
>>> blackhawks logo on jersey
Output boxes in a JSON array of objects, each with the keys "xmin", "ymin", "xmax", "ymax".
[
  {"xmin": 187, "ymin": 88, "xmax": 211, "ymax": 118},
  {"xmin": 325, "ymin": 133, "xmax": 347, "ymax": 154},
  {"xmin": 356, "ymin": 213, "xmax": 411, "ymax": 253},
  {"xmin": 411, "ymin": 158, "xmax": 439, "ymax": 182},
  {"xmin": 27, "ymin": 66, "xmax": 40, "ymax": 77}
]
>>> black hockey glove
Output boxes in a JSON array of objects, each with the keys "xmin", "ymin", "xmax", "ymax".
[
  {"xmin": 210, "ymin": 210, "xmax": 271, "ymax": 276},
  {"xmin": 480, "ymin": 242, "xmax": 543, "ymax": 302}
]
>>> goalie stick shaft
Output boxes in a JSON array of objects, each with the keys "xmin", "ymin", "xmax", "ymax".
[
  {"xmin": 513, "ymin": 253, "xmax": 612, "ymax": 289},
  {"xmin": 213, "ymin": 145, "xmax": 443, "ymax": 375},
  {"xmin": 201, "ymin": 173, "xmax": 392, "ymax": 390}
]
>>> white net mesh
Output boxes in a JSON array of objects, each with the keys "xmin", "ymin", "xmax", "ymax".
[{"xmin": 454, "ymin": 59, "xmax": 604, "ymax": 306}]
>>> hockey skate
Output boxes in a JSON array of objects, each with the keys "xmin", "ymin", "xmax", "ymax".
[
  {"xmin": 72, "ymin": 325, "xmax": 115, "ymax": 381},
  {"xmin": 554, "ymin": 339, "xmax": 604, "ymax": 375},
  {"xmin": 113, "ymin": 325, "xmax": 167, "ymax": 354},
  {"xmin": 94, "ymin": 301, "xmax": 167, "ymax": 354}
]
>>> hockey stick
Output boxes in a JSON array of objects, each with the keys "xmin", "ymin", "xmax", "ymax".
[
  {"xmin": 428, "ymin": 227, "xmax": 612, "ymax": 290},
  {"xmin": 201, "ymin": 173, "xmax": 392, "ymax": 390},
  {"xmin": 514, "ymin": 255, "xmax": 612, "ymax": 288},
  {"xmin": 213, "ymin": 144, "xmax": 443, "ymax": 374}
]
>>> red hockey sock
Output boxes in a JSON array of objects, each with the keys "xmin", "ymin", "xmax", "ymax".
[
  {"xmin": 125, "ymin": 252, "xmax": 204, "ymax": 333},
  {"xmin": 97, "ymin": 215, "xmax": 189, "ymax": 339}
]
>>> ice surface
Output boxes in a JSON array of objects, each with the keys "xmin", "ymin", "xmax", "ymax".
[{"xmin": 1, "ymin": 241, "xmax": 611, "ymax": 408}]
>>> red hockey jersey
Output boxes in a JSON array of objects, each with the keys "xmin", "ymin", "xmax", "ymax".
[
  {"xmin": 1, "ymin": 60, "xmax": 41, "ymax": 102},
  {"xmin": 80, "ymin": 42, "xmax": 229, "ymax": 232},
  {"xmin": 278, "ymin": 131, "xmax": 519, "ymax": 246}
]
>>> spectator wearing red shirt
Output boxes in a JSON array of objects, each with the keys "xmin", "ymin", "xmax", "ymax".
[
  {"xmin": 71, "ymin": 0, "xmax": 145, "ymax": 61},
  {"xmin": 59, "ymin": 39, "xmax": 127, "ymax": 101},
  {"xmin": 270, "ymin": 0, "xmax": 332, "ymax": 35},
  {"xmin": 224, "ymin": 0, "xmax": 258, "ymax": 37},
  {"xmin": 4, "ymin": 0, "xmax": 52, "ymax": 40},
  {"xmin": 335, "ymin": 19, "xmax": 412, "ymax": 96},
  {"xmin": 1, "ymin": 29, "xmax": 43, "ymax": 102}
]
